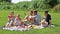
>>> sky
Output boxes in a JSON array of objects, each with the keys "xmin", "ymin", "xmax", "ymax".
[{"xmin": 11, "ymin": 0, "xmax": 32, "ymax": 3}]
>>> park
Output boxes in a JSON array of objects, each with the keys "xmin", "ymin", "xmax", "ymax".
[{"xmin": 0, "ymin": 0, "xmax": 60, "ymax": 34}]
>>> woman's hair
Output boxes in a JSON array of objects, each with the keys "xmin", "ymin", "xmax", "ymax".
[
  {"xmin": 30, "ymin": 10, "xmax": 33, "ymax": 15},
  {"xmin": 30, "ymin": 10, "xmax": 33, "ymax": 13},
  {"xmin": 34, "ymin": 10, "xmax": 37, "ymax": 14}
]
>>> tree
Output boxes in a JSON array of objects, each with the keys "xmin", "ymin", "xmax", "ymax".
[
  {"xmin": 0, "ymin": 0, "xmax": 11, "ymax": 3},
  {"xmin": 6, "ymin": 0, "xmax": 11, "ymax": 3},
  {"xmin": 48, "ymin": 0, "xmax": 58, "ymax": 7}
]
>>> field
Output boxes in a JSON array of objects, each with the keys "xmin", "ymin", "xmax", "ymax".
[{"xmin": 0, "ymin": 10, "xmax": 60, "ymax": 34}]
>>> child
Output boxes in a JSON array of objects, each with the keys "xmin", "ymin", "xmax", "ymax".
[
  {"xmin": 23, "ymin": 12, "xmax": 29, "ymax": 22},
  {"xmin": 14, "ymin": 14, "xmax": 22, "ymax": 26},
  {"xmin": 39, "ymin": 11, "xmax": 51, "ymax": 27},
  {"xmin": 23, "ymin": 10, "xmax": 35, "ymax": 25},
  {"xmin": 4, "ymin": 11, "xmax": 15, "ymax": 27},
  {"xmin": 44, "ymin": 11, "xmax": 51, "ymax": 25}
]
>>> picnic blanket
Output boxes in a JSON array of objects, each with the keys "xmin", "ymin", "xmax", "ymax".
[
  {"xmin": 3, "ymin": 27, "xmax": 29, "ymax": 31},
  {"xmin": 3, "ymin": 25, "xmax": 55, "ymax": 31},
  {"xmin": 3, "ymin": 25, "xmax": 44, "ymax": 31}
]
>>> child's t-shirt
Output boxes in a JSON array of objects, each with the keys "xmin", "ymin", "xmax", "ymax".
[
  {"xmin": 15, "ymin": 17, "xmax": 21, "ymax": 26},
  {"xmin": 8, "ymin": 16, "xmax": 13, "ymax": 20},
  {"xmin": 8, "ymin": 15, "xmax": 15, "ymax": 22},
  {"xmin": 45, "ymin": 14, "xmax": 51, "ymax": 25}
]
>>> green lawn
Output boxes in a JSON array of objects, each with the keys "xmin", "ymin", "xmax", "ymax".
[{"xmin": 0, "ymin": 10, "xmax": 60, "ymax": 34}]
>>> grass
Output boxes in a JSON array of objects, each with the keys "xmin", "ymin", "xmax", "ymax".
[{"xmin": 0, "ymin": 10, "xmax": 60, "ymax": 34}]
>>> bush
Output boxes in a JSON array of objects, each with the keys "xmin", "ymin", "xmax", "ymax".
[
  {"xmin": 54, "ymin": 4, "xmax": 60, "ymax": 12},
  {"xmin": 48, "ymin": 0, "xmax": 58, "ymax": 7}
]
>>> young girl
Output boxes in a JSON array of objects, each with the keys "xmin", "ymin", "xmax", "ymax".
[
  {"xmin": 14, "ymin": 14, "xmax": 22, "ymax": 26},
  {"xmin": 4, "ymin": 11, "xmax": 15, "ymax": 27}
]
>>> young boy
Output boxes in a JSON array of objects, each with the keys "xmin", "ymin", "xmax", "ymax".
[{"xmin": 44, "ymin": 11, "xmax": 51, "ymax": 25}]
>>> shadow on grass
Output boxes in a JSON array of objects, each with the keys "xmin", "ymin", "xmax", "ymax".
[
  {"xmin": 0, "ymin": 26, "xmax": 3, "ymax": 29},
  {"xmin": 52, "ymin": 24, "xmax": 60, "ymax": 27}
]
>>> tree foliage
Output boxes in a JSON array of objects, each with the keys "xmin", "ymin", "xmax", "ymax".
[
  {"xmin": 0, "ymin": 0, "xmax": 59, "ymax": 11},
  {"xmin": 0, "ymin": 0, "xmax": 11, "ymax": 3}
]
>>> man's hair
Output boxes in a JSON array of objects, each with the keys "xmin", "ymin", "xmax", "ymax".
[
  {"xmin": 45, "ymin": 11, "xmax": 48, "ymax": 13},
  {"xmin": 34, "ymin": 10, "xmax": 37, "ymax": 13}
]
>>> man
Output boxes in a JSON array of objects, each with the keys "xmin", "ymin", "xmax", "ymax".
[
  {"xmin": 33, "ymin": 10, "xmax": 41, "ymax": 25},
  {"xmin": 44, "ymin": 11, "xmax": 51, "ymax": 25}
]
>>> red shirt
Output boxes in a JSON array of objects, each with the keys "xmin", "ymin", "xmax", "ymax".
[{"xmin": 8, "ymin": 15, "xmax": 13, "ymax": 20}]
